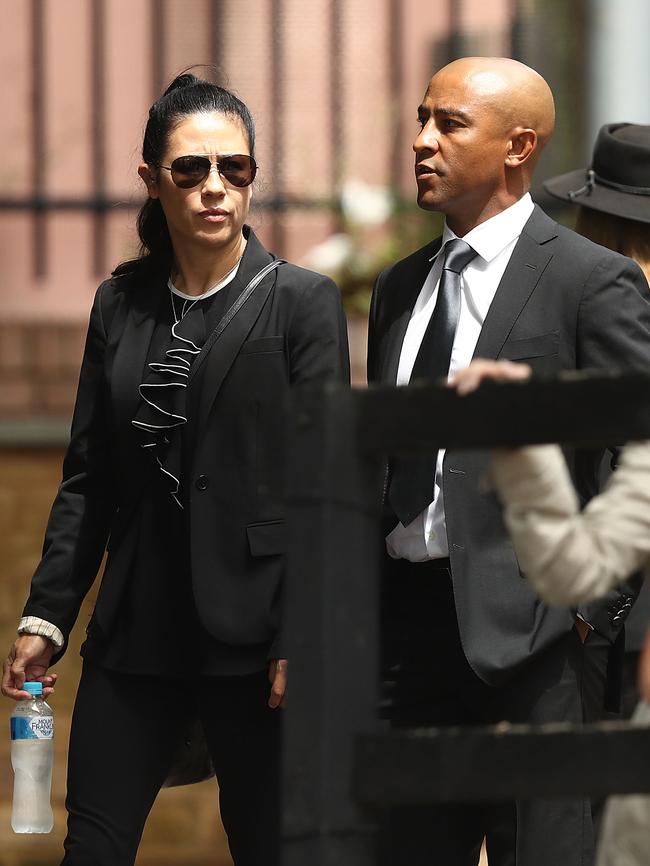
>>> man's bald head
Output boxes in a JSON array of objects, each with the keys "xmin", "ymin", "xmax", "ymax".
[
  {"xmin": 414, "ymin": 57, "xmax": 556, "ymax": 234},
  {"xmin": 432, "ymin": 57, "xmax": 556, "ymax": 153}
]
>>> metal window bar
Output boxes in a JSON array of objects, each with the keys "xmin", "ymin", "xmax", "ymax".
[
  {"xmin": 91, "ymin": 0, "xmax": 107, "ymax": 276},
  {"xmin": 31, "ymin": 0, "xmax": 46, "ymax": 279}
]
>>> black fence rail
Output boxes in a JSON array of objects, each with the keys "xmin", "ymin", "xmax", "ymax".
[{"xmin": 282, "ymin": 371, "xmax": 650, "ymax": 865}]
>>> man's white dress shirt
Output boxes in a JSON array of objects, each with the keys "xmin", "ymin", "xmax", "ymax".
[{"xmin": 386, "ymin": 193, "xmax": 535, "ymax": 562}]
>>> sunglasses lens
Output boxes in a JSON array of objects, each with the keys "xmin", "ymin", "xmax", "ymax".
[
  {"xmin": 219, "ymin": 155, "xmax": 257, "ymax": 187},
  {"xmin": 170, "ymin": 156, "xmax": 211, "ymax": 188}
]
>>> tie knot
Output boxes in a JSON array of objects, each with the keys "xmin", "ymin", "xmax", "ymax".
[{"xmin": 442, "ymin": 238, "xmax": 477, "ymax": 274}]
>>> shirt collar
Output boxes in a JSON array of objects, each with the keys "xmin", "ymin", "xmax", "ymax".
[{"xmin": 431, "ymin": 193, "xmax": 535, "ymax": 264}]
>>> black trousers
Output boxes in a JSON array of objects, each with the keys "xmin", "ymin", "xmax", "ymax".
[
  {"xmin": 61, "ymin": 662, "xmax": 281, "ymax": 866},
  {"xmin": 380, "ymin": 557, "xmax": 612, "ymax": 866}
]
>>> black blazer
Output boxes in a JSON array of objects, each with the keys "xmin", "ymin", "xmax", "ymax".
[
  {"xmin": 368, "ymin": 205, "xmax": 650, "ymax": 685},
  {"xmin": 24, "ymin": 228, "xmax": 350, "ymax": 662}
]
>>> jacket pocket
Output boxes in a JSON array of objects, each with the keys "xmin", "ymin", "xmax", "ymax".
[
  {"xmin": 500, "ymin": 330, "xmax": 559, "ymax": 361},
  {"xmin": 240, "ymin": 336, "xmax": 285, "ymax": 355},
  {"xmin": 246, "ymin": 519, "xmax": 286, "ymax": 556}
]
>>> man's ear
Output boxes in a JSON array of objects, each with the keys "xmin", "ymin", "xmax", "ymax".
[
  {"xmin": 138, "ymin": 163, "xmax": 159, "ymax": 199},
  {"xmin": 505, "ymin": 129, "xmax": 537, "ymax": 168}
]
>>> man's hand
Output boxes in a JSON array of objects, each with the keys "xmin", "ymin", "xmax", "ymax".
[
  {"xmin": 268, "ymin": 658, "xmax": 287, "ymax": 709},
  {"xmin": 575, "ymin": 618, "xmax": 590, "ymax": 643},
  {"xmin": 2, "ymin": 635, "xmax": 57, "ymax": 701},
  {"xmin": 449, "ymin": 359, "xmax": 533, "ymax": 395},
  {"xmin": 639, "ymin": 629, "xmax": 650, "ymax": 703}
]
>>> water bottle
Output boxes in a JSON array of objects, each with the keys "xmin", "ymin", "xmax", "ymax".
[{"xmin": 10, "ymin": 681, "xmax": 54, "ymax": 833}]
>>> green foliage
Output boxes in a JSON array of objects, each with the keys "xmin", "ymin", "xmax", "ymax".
[{"xmin": 328, "ymin": 199, "xmax": 443, "ymax": 315}]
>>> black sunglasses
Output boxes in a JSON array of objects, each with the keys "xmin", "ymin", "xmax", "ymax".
[{"xmin": 158, "ymin": 154, "xmax": 257, "ymax": 189}]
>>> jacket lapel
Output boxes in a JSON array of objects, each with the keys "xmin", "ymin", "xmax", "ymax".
[
  {"xmin": 110, "ymin": 274, "xmax": 165, "ymax": 441},
  {"xmin": 382, "ymin": 239, "xmax": 442, "ymax": 384},
  {"xmin": 473, "ymin": 206, "xmax": 557, "ymax": 360},
  {"xmin": 196, "ymin": 228, "xmax": 277, "ymax": 438}
]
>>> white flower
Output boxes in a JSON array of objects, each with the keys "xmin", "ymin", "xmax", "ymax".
[
  {"xmin": 300, "ymin": 233, "xmax": 354, "ymax": 273},
  {"xmin": 341, "ymin": 179, "xmax": 392, "ymax": 226}
]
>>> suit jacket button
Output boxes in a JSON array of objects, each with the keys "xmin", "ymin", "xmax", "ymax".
[
  {"xmin": 612, "ymin": 615, "xmax": 623, "ymax": 626},
  {"xmin": 195, "ymin": 474, "xmax": 209, "ymax": 491}
]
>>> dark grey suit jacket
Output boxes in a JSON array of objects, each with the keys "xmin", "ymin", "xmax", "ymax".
[
  {"xmin": 368, "ymin": 205, "xmax": 650, "ymax": 685},
  {"xmin": 24, "ymin": 228, "xmax": 350, "ymax": 664}
]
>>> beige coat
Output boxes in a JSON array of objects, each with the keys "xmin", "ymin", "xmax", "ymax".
[
  {"xmin": 492, "ymin": 441, "xmax": 650, "ymax": 866},
  {"xmin": 491, "ymin": 441, "xmax": 650, "ymax": 606}
]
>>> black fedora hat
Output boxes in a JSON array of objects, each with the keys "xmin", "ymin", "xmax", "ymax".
[{"xmin": 543, "ymin": 123, "xmax": 650, "ymax": 224}]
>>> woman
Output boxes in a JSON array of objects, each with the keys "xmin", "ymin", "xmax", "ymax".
[
  {"xmin": 1, "ymin": 72, "xmax": 349, "ymax": 866},
  {"xmin": 554, "ymin": 124, "xmax": 650, "ymax": 718}
]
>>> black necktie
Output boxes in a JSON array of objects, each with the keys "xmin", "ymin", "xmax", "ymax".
[{"xmin": 388, "ymin": 238, "xmax": 478, "ymax": 527}]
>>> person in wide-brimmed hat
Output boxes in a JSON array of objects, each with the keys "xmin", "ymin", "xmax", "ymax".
[
  {"xmin": 544, "ymin": 123, "xmax": 650, "ymax": 280},
  {"xmin": 545, "ymin": 121, "xmax": 650, "ymax": 866},
  {"xmin": 546, "ymin": 122, "xmax": 650, "ymax": 715}
]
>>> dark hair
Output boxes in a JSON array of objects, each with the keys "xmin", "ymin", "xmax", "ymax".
[
  {"xmin": 575, "ymin": 207, "xmax": 650, "ymax": 284},
  {"xmin": 114, "ymin": 72, "xmax": 255, "ymax": 277}
]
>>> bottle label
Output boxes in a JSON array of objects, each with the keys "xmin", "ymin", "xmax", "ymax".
[{"xmin": 11, "ymin": 716, "xmax": 54, "ymax": 740}]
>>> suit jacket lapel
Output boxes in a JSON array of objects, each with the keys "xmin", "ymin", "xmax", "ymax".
[
  {"xmin": 111, "ymin": 274, "xmax": 165, "ymax": 438},
  {"xmin": 473, "ymin": 206, "xmax": 557, "ymax": 360},
  {"xmin": 382, "ymin": 239, "xmax": 442, "ymax": 384},
  {"xmin": 196, "ymin": 228, "xmax": 277, "ymax": 438}
]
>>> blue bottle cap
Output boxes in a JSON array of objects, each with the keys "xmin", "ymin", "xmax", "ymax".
[{"xmin": 23, "ymin": 681, "xmax": 43, "ymax": 696}]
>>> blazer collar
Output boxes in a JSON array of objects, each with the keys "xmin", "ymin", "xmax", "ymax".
[
  {"xmin": 382, "ymin": 238, "xmax": 442, "ymax": 384},
  {"xmin": 111, "ymin": 226, "xmax": 277, "ymax": 438},
  {"xmin": 473, "ymin": 205, "xmax": 558, "ymax": 359},
  {"xmin": 111, "ymin": 273, "xmax": 166, "ymax": 437}
]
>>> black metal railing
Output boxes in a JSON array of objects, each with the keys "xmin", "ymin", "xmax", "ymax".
[
  {"xmin": 3, "ymin": 0, "xmax": 529, "ymax": 279},
  {"xmin": 282, "ymin": 372, "xmax": 650, "ymax": 865}
]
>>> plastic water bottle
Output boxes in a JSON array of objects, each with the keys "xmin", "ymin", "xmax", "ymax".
[{"xmin": 10, "ymin": 681, "xmax": 54, "ymax": 833}]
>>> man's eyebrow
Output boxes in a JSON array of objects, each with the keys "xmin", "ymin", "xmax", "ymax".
[
  {"xmin": 435, "ymin": 106, "xmax": 473, "ymax": 123},
  {"xmin": 417, "ymin": 104, "xmax": 473, "ymax": 124}
]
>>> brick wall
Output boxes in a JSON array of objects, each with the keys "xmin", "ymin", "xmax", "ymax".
[
  {"xmin": 0, "ymin": 449, "xmax": 231, "ymax": 865},
  {"xmin": 0, "ymin": 324, "xmax": 85, "ymax": 420}
]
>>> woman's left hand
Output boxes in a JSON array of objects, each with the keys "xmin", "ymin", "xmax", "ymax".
[{"xmin": 268, "ymin": 658, "xmax": 287, "ymax": 708}]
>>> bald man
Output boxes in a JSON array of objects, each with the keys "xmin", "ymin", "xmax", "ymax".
[{"xmin": 368, "ymin": 57, "xmax": 650, "ymax": 865}]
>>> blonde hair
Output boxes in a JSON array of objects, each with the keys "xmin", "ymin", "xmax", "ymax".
[{"xmin": 575, "ymin": 207, "xmax": 650, "ymax": 283}]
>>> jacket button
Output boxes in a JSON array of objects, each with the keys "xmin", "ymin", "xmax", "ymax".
[
  {"xmin": 612, "ymin": 615, "xmax": 623, "ymax": 626},
  {"xmin": 195, "ymin": 474, "xmax": 209, "ymax": 491}
]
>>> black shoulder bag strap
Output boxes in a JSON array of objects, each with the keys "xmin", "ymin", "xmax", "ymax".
[{"xmin": 188, "ymin": 258, "xmax": 285, "ymax": 384}]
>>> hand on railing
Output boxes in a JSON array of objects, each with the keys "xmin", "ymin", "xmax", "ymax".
[{"xmin": 448, "ymin": 358, "xmax": 533, "ymax": 395}]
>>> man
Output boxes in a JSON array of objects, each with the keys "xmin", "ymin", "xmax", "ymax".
[{"xmin": 367, "ymin": 57, "xmax": 650, "ymax": 866}]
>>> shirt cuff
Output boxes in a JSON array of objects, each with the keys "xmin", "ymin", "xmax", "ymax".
[{"xmin": 18, "ymin": 617, "xmax": 65, "ymax": 650}]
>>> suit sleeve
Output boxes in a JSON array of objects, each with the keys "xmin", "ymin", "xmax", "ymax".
[
  {"xmin": 22, "ymin": 283, "xmax": 116, "ymax": 662},
  {"xmin": 577, "ymin": 254, "xmax": 650, "ymax": 370},
  {"xmin": 574, "ymin": 253, "xmax": 650, "ymax": 635},
  {"xmin": 288, "ymin": 274, "xmax": 350, "ymax": 385},
  {"xmin": 268, "ymin": 274, "xmax": 349, "ymax": 660}
]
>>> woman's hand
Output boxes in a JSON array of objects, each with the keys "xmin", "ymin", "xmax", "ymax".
[
  {"xmin": 268, "ymin": 658, "xmax": 287, "ymax": 709},
  {"xmin": 2, "ymin": 635, "xmax": 57, "ymax": 700},
  {"xmin": 449, "ymin": 359, "xmax": 533, "ymax": 395}
]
